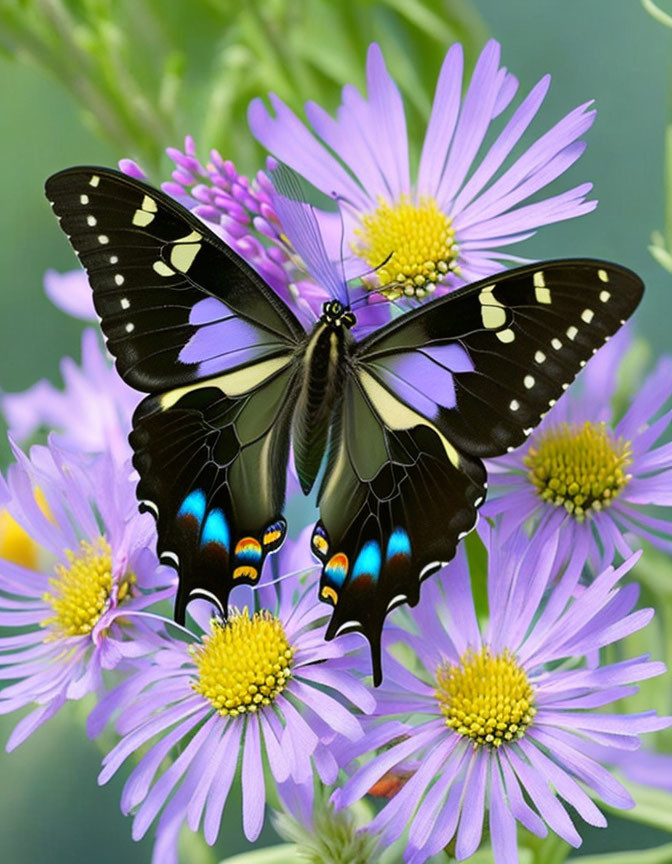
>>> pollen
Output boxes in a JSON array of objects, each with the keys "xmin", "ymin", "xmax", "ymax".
[
  {"xmin": 524, "ymin": 421, "xmax": 632, "ymax": 521},
  {"xmin": 191, "ymin": 608, "xmax": 294, "ymax": 717},
  {"xmin": 353, "ymin": 195, "xmax": 459, "ymax": 299},
  {"xmin": 41, "ymin": 537, "xmax": 134, "ymax": 639},
  {"xmin": 436, "ymin": 647, "xmax": 536, "ymax": 748}
]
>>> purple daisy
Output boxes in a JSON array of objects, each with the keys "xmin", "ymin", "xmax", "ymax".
[
  {"xmin": 249, "ymin": 39, "xmax": 596, "ymax": 301},
  {"xmin": 333, "ymin": 523, "xmax": 670, "ymax": 864},
  {"xmin": 484, "ymin": 326, "xmax": 672, "ymax": 565},
  {"xmin": 2, "ymin": 328, "xmax": 139, "ymax": 460},
  {"xmin": 92, "ymin": 542, "xmax": 375, "ymax": 864},
  {"xmin": 0, "ymin": 439, "xmax": 173, "ymax": 751}
]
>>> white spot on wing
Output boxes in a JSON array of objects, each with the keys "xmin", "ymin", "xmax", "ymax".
[
  {"xmin": 386, "ymin": 594, "xmax": 408, "ymax": 612},
  {"xmin": 524, "ymin": 375, "xmax": 535, "ymax": 389},
  {"xmin": 534, "ymin": 350, "xmax": 546, "ymax": 364},
  {"xmin": 86, "ymin": 215, "xmax": 97, "ymax": 227},
  {"xmin": 534, "ymin": 271, "xmax": 551, "ymax": 303},
  {"xmin": 509, "ymin": 399, "xmax": 520, "ymax": 411},
  {"xmin": 598, "ymin": 269, "xmax": 609, "ymax": 282},
  {"xmin": 132, "ymin": 209, "xmax": 155, "ymax": 227},
  {"xmin": 581, "ymin": 308, "xmax": 594, "ymax": 324},
  {"xmin": 140, "ymin": 499, "xmax": 159, "ymax": 517},
  {"xmin": 153, "ymin": 260, "xmax": 175, "ymax": 277},
  {"xmin": 125, "ymin": 323, "xmax": 135, "ymax": 333},
  {"xmin": 335, "ymin": 620, "xmax": 362, "ymax": 638},
  {"xmin": 114, "ymin": 274, "xmax": 124, "ymax": 286},
  {"xmin": 79, "ymin": 194, "xmax": 89, "ymax": 205},
  {"xmin": 89, "ymin": 175, "xmax": 100, "ymax": 187},
  {"xmin": 98, "ymin": 235, "xmax": 109, "ymax": 244},
  {"xmin": 566, "ymin": 326, "xmax": 578, "ymax": 341},
  {"xmin": 552, "ymin": 338, "xmax": 562, "ymax": 350},
  {"xmin": 599, "ymin": 290, "xmax": 611, "ymax": 303},
  {"xmin": 160, "ymin": 551, "xmax": 179, "ymax": 567},
  {"xmin": 497, "ymin": 328, "xmax": 515, "ymax": 343},
  {"xmin": 120, "ymin": 298, "xmax": 130, "ymax": 309}
]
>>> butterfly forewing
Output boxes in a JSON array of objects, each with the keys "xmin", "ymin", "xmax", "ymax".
[
  {"xmin": 45, "ymin": 167, "xmax": 304, "ymax": 392},
  {"xmin": 357, "ymin": 260, "xmax": 644, "ymax": 456}
]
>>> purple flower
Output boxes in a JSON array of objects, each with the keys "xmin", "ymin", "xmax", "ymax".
[
  {"xmin": 43, "ymin": 267, "xmax": 96, "ymax": 320},
  {"xmin": 485, "ymin": 327, "xmax": 672, "ymax": 566},
  {"xmin": 2, "ymin": 329, "xmax": 139, "ymax": 460},
  {"xmin": 93, "ymin": 543, "xmax": 375, "ymax": 864},
  {"xmin": 249, "ymin": 39, "xmax": 596, "ymax": 302},
  {"xmin": 333, "ymin": 524, "xmax": 670, "ymax": 864},
  {"xmin": 0, "ymin": 439, "xmax": 172, "ymax": 751}
]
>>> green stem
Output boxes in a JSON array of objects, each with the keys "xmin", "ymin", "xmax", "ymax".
[{"xmin": 642, "ymin": 0, "xmax": 672, "ymax": 28}]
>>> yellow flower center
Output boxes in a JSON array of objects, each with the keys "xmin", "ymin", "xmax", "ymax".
[
  {"xmin": 353, "ymin": 195, "xmax": 459, "ymax": 299},
  {"xmin": 191, "ymin": 608, "xmax": 294, "ymax": 717},
  {"xmin": 524, "ymin": 421, "xmax": 632, "ymax": 522},
  {"xmin": 0, "ymin": 488, "xmax": 53, "ymax": 570},
  {"xmin": 41, "ymin": 537, "xmax": 134, "ymax": 639},
  {"xmin": 0, "ymin": 510, "xmax": 40, "ymax": 570},
  {"xmin": 436, "ymin": 648, "xmax": 536, "ymax": 748}
]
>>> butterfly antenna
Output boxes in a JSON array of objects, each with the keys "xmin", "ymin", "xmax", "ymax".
[{"xmin": 330, "ymin": 192, "xmax": 353, "ymax": 307}]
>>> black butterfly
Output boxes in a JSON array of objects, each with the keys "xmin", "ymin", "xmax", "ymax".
[{"xmin": 45, "ymin": 166, "xmax": 643, "ymax": 684}]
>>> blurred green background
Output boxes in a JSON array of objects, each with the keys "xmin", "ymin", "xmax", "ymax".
[{"xmin": 0, "ymin": 0, "xmax": 671, "ymax": 861}]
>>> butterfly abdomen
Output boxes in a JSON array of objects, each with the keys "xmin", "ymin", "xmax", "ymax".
[{"xmin": 293, "ymin": 321, "xmax": 351, "ymax": 494}]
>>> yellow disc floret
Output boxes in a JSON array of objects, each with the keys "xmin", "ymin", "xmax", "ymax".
[
  {"xmin": 191, "ymin": 608, "xmax": 294, "ymax": 716},
  {"xmin": 436, "ymin": 647, "xmax": 536, "ymax": 748},
  {"xmin": 42, "ymin": 537, "xmax": 134, "ymax": 639},
  {"xmin": 353, "ymin": 195, "xmax": 459, "ymax": 299},
  {"xmin": 524, "ymin": 421, "xmax": 632, "ymax": 522}
]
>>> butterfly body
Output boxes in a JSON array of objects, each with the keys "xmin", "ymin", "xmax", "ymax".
[
  {"xmin": 45, "ymin": 166, "xmax": 644, "ymax": 684},
  {"xmin": 292, "ymin": 300, "xmax": 356, "ymax": 494}
]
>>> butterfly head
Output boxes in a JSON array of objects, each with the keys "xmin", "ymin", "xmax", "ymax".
[{"xmin": 320, "ymin": 300, "xmax": 356, "ymax": 329}]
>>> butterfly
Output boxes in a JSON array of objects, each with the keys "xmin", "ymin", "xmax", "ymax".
[{"xmin": 45, "ymin": 166, "xmax": 644, "ymax": 684}]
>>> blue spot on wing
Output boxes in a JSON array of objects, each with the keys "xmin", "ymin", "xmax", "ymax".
[
  {"xmin": 386, "ymin": 528, "xmax": 411, "ymax": 560},
  {"xmin": 352, "ymin": 540, "xmax": 382, "ymax": 583},
  {"xmin": 178, "ymin": 490, "xmax": 206, "ymax": 523},
  {"xmin": 201, "ymin": 508, "xmax": 229, "ymax": 550}
]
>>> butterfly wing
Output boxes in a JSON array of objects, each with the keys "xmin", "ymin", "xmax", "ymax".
[
  {"xmin": 313, "ymin": 369, "xmax": 486, "ymax": 684},
  {"xmin": 315, "ymin": 260, "xmax": 643, "ymax": 682},
  {"xmin": 45, "ymin": 166, "xmax": 305, "ymax": 619},
  {"xmin": 45, "ymin": 167, "xmax": 304, "ymax": 391},
  {"xmin": 131, "ymin": 357, "xmax": 297, "ymax": 621}
]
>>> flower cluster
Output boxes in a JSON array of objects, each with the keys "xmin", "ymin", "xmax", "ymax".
[{"xmin": 1, "ymin": 37, "xmax": 671, "ymax": 864}]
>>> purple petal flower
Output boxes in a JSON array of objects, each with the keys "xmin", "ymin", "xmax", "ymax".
[
  {"xmin": 484, "ymin": 327, "xmax": 672, "ymax": 567},
  {"xmin": 95, "ymin": 544, "xmax": 374, "ymax": 864},
  {"xmin": 2, "ymin": 328, "xmax": 139, "ymax": 461},
  {"xmin": 0, "ymin": 439, "xmax": 172, "ymax": 749},
  {"xmin": 43, "ymin": 268, "xmax": 96, "ymax": 320},
  {"xmin": 249, "ymin": 40, "xmax": 596, "ymax": 303},
  {"xmin": 334, "ymin": 523, "xmax": 670, "ymax": 863}
]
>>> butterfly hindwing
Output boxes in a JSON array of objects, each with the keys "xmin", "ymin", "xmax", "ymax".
[
  {"xmin": 315, "ymin": 369, "xmax": 486, "ymax": 684},
  {"xmin": 131, "ymin": 355, "xmax": 298, "ymax": 620},
  {"xmin": 45, "ymin": 167, "xmax": 304, "ymax": 392}
]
